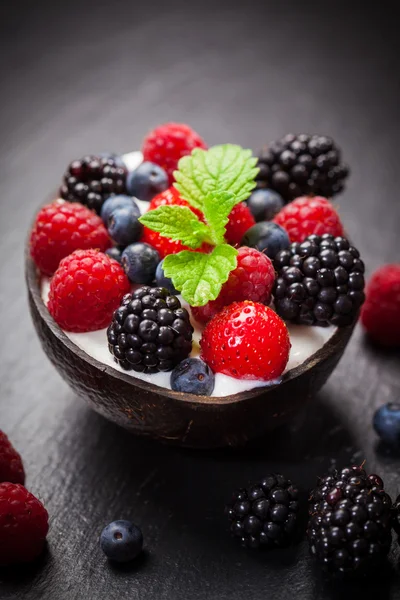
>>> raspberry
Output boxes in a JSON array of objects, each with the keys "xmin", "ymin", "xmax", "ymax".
[
  {"xmin": 224, "ymin": 202, "xmax": 256, "ymax": 246},
  {"xmin": 361, "ymin": 264, "xmax": 400, "ymax": 346},
  {"xmin": 0, "ymin": 431, "xmax": 25, "ymax": 485},
  {"xmin": 273, "ymin": 196, "xmax": 344, "ymax": 243},
  {"xmin": 0, "ymin": 483, "xmax": 49, "ymax": 565},
  {"xmin": 142, "ymin": 122, "xmax": 207, "ymax": 185},
  {"xmin": 192, "ymin": 247, "xmax": 275, "ymax": 324},
  {"xmin": 141, "ymin": 187, "xmax": 210, "ymax": 258},
  {"xmin": 200, "ymin": 301, "xmax": 290, "ymax": 381},
  {"xmin": 30, "ymin": 200, "xmax": 112, "ymax": 276},
  {"xmin": 48, "ymin": 249, "xmax": 131, "ymax": 332}
]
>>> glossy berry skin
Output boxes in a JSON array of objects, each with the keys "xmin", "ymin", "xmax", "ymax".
[
  {"xmin": 121, "ymin": 242, "xmax": 160, "ymax": 284},
  {"xmin": 247, "ymin": 189, "xmax": 284, "ymax": 222},
  {"xmin": 192, "ymin": 247, "xmax": 275, "ymax": 324},
  {"xmin": 200, "ymin": 301, "xmax": 290, "ymax": 381},
  {"xmin": 242, "ymin": 221, "xmax": 290, "ymax": 260},
  {"xmin": 100, "ymin": 194, "xmax": 140, "ymax": 225},
  {"xmin": 308, "ymin": 466, "xmax": 393, "ymax": 576},
  {"xmin": 226, "ymin": 474, "xmax": 299, "ymax": 549},
  {"xmin": 171, "ymin": 358, "xmax": 215, "ymax": 396},
  {"xmin": 0, "ymin": 431, "xmax": 25, "ymax": 485},
  {"xmin": 48, "ymin": 249, "xmax": 131, "ymax": 332},
  {"xmin": 142, "ymin": 122, "xmax": 207, "ymax": 185},
  {"xmin": 273, "ymin": 234, "xmax": 365, "ymax": 327},
  {"xmin": 0, "ymin": 483, "xmax": 49, "ymax": 565},
  {"xmin": 273, "ymin": 195, "xmax": 344, "ymax": 243},
  {"xmin": 30, "ymin": 200, "xmax": 112, "ymax": 276},
  {"xmin": 100, "ymin": 520, "xmax": 143, "ymax": 563},
  {"xmin": 107, "ymin": 287, "xmax": 193, "ymax": 373},
  {"xmin": 224, "ymin": 202, "xmax": 256, "ymax": 246},
  {"xmin": 256, "ymin": 133, "xmax": 349, "ymax": 203},
  {"xmin": 107, "ymin": 206, "xmax": 143, "ymax": 246},
  {"xmin": 126, "ymin": 161, "xmax": 168, "ymax": 201},
  {"xmin": 155, "ymin": 259, "xmax": 179, "ymax": 294},
  {"xmin": 60, "ymin": 154, "xmax": 128, "ymax": 214},
  {"xmin": 361, "ymin": 264, "xmax": 400, "ymax": 346},
  {"xmin": 373, "ymin": 403, "xmax": 400, "ymax": 446},
  {"xmin": 105, "ymin": 246, "xmax": 123, "ymax": 264}
]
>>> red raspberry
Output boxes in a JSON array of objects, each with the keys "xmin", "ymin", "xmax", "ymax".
[
  {"xmin": 142, "ymin": 122, "xmax": 207, "ymax": 185},
  {"xmin": 225, "ymin": 202, "xmax": 256, "ymax": 246},
  {"xmin": 192, "ymin": 247, "xmax": 275, "ymax": 324},
  {"xmin": 200, "ymin": 301, "xmax": 290, "ymax": 381},
  {"xmin": 0, "ymin": 482, "xmax": 49, "ymax": 565},
  {"xmin": 361, "ymin": 264, "xmax": 400, "ymax": 347},
  {"xmin": 273, "ymin": 196, "xmax": 344, "ymax": 243},
  {"xmin": 141, "ymin": 187, "xmax": 210, "ymax": 258},
  {"xmin": 48, "ymin": 249, "xmax": 131, "ymax": 332},
  {"xmin": 0, "ymin": 431, "xmax": 25, "ymax": 485},
  {"xmin": 30, "ymin": 200, "xmax": 112, "ymax": 276}
]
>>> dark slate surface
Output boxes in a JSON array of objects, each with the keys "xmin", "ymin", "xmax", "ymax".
[{"xmin": 0, "ymin": 1, "xmax": 399, "ymax": 598}]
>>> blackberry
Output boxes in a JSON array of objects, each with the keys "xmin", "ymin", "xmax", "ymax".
[
  {"xmin": 60, "ymin": 154, "xmax": 128, "ymax": 214},
  {"xmin": 226, "ymin": 474, "xmax": 299, "ymax": 549},
  {"xmin": 273, "ymin": 234, "xmax": 365, "ymax": 326},
  {"xmin": 308, "ymin": 465, "xmax": 393, "ymax": 576},
  {"xmin": 256, "ymin": 134, "xmax": 349, "ymax": 203},
  {"xmin": 107, "ymin": 286, "xmax": 193, "ymax": 374}
]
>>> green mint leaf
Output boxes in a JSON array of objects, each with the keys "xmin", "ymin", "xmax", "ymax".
[
  {"xmin": 163, "ymin": 244, "xmax": 238, "ymax": 306},
  {"xmin": 173, "ymin": 144, "xmax": 259, "ymax": 210},
  {"xmin": 138, "ymin": 205, "xmax": 211, "ymax": 249},
  {"xmin": 202, "ymin": 191, "xmax": 241, "ymax": 245}
]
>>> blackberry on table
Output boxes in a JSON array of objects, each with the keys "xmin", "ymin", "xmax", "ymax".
[
  {"xmin": 308, "ymin": 465, "xmax": 393, "ymax": 576},
  {"xmin": 107, "ymin": 286, "xmax": 193, "ymax": 374},
  {"xmin": 256, "ymin": 134, "xmax": 349, "ymax": 203},
  {"xmin": 226, "ymin": 474, "xmax": 299, "ymax": 549},
  {"xmin": 273, "ymin": 234, "xmax": 365, "ymax": 326},
  {"xmin": 60, "ymin": 154, "xmax": 128, "ymax": 214}
]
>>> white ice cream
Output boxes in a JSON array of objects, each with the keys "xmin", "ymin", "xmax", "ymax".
[{"xmin": 40, "ymin": 151, "xmax": 337, "ymax": 397}]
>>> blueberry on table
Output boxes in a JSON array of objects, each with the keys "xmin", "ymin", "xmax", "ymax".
[
  {"xmin": 241, "ymin": 221, "xmax": 290, "ymax": 259},
  {"xmin": 155, "ymin": 259, "xmax": 179, "ymax": 295},
  {"xmin": 171, "ymin": 358, "xmax": 215, "ymax": 396},
  {"xmin": 108, "ymin": 206, "xmax": 143, "ymax": 246},
  {"xmin": 101, "ymin": 194, "xmax": 140, "ymax": 225},
  {"xmin": 126, "ymin": 161, "xmax": 169, "ymax": 202},
  {"xmin": 100, "ymin": 520, "xmax": 143, "ymax": 563},
  {"xmin": 121, "ymin": 242, "xmax": 160, "ymax": 284},
  {"xmin": 247, "ymin": 189, "xmax": 284, "ymax": 222},
  {"xmin": 373, "ymin": 403, "xmax": 400, "ymax": 446}
]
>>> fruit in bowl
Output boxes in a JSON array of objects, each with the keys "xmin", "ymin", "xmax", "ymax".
[{"xmin": 26, "ymin": 123, "xmax": 361, "ymax": 448}]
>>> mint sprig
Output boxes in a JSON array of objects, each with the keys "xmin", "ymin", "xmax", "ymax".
[
  {"xmin": 202, "ymin": 191, "xmax": 241, "ymax": 246},
  {"xmin": 139, "ymin": 205, "xmax": 210, "ymax": 249}
]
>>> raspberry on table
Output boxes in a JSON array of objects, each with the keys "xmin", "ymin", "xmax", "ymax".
[
  {"xmin": 224, "ymin": 202, "xmax": 255, "ymax": 246},
  {"xmin": 192, "ymin": 246, "xmax": 276, "ymax": 324},
  {"xmin": 307, "ymin": 465, "xmax": 393, "ymax": 576},
  {"xmin": 60, "ymin": 154, "xmax": 128, "ymax": 214},
  {"xmin": 48, "ymin": 249, "xmax": 131, "ymax": 332},
  {"xmin": 226, "ymin": 473, "xmax": 299, "ymax": 549},
  {"xmin": 273, "ymin": 196, "xmax": 344, "ymax": 243},
  {"xmin": 200, "ymin": 301, "xmax": 290, "ymax": 381},
  {"xmin": 256, "ymin": 133, "xmax": 349, "ymax": 203},
  {"xmin": 0, "ymin": 431, "xmax": 25, "ymax": 485},
  {"xmin": 0, "ymin": 482, "xmax": 49, "ymax": 565},
  {"xmin": 142, "ymin": 122, "xmax": 207, "ymax": 185},
  {"xmin": 360, "ymin": 264, "xmax": 400, "ymax": 347},
  {"xmin": 30, "ymin": 200, "xmax": 112, "ymax": 276}
]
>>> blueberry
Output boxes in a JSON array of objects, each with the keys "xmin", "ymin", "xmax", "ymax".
[
  {"xmin": 108, "ymin": 206, "xmax": 143, "ymax": 246},
  {"xmin": 105, "ymin": 247, "xmax": 123, "ymax": 264},
  {"xmin": 171, "ymin": 358, "xmax": 215, "ymax": 396},
  {"xmin": 101, "ymin": 194, "xmax": 140, "ymax": 225},
  {"xmin": 126, "ymin": 161, "xmax": 168, "ymax": 202},
  {"xmin": 100, "ymin": 520, "xmax": 143, "ymax": 563},
  {"xmin": 241, "ymin": 222, "xmax": 290, "ymax": 259},
  {"xmin": 122, "ymin": 242, "xmax": 160, "ymax": 284},
  {"xmin": 247, "ymin": 189, "xmax": 284, "ymax": 222},
  {"xmin": 373, "ymin": 403, "xmax": 400, "ymax": 446},
  {"xmin": 155, "ymin": 259, "xmax": 179, "ymax": 294}
]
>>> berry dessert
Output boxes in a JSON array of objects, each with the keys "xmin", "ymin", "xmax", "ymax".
[
  {"xmin": 226, "ymin": 474, "xmax": 299, "ymax": 549},
  {"xmin": 361, "ymin": 264, "xmax": 400, "ymax": 346},
  {"xmin": 256, "ymin": 133, "xmax": 349, "ymax": 202},
  {"xmin": 307, "ymin": 465, "xmax": 393, "ymax": 576},
  {"xmin": 0, "ymin": 430, "xmax": 25, "ymax": 485}
]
